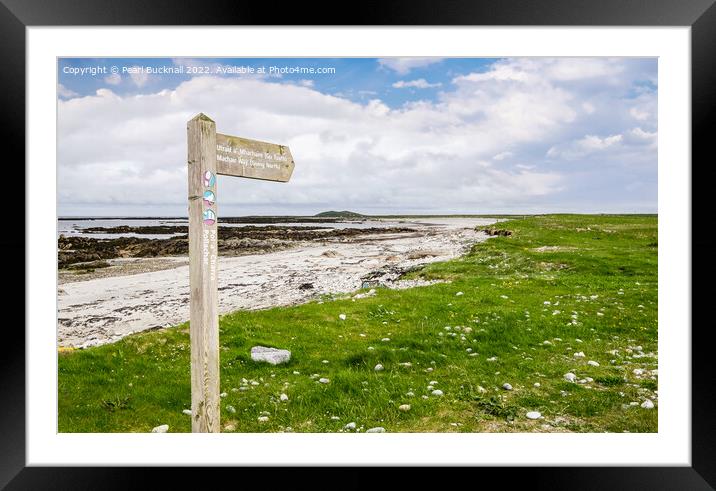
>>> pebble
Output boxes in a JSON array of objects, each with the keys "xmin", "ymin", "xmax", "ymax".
[
  {"xmin": 406, "ymin": 391, "xmax": 415, "ymax": 397},
  {"xmin": 526, "ymin": 411, "xmax": 541, "ymax": 420},
  {"xmin": 322, "ymin": 360, "xmax": 329, "ymax": 364},
  {"xmin": 533, "ymin": 383, "xmax": 541, "ymax": 388},
  {"xmin": 367, "ymin": 346, "xmax": 375, "ymax": 351},
  {"xmin": 426, "ymin": 367, "xmax": 434, "ymax": 372},
  {"xmin": 502, "ymin": 383, "xmax": 513, "ymax": 391},
  {"xmin": 477, "ymin": 386, "xmax": 487, "ymax": 393},
  {"xmin": 151, "ymin": 424, "xmax": 169, "ymax": 433},
  {"xmin": 319, "ymin": 378, "xmax": 330, "ymax": 384},
  {"xmin": 543, "ymin": 340, "xmax": 552, "ymax": 346},
  {"xmin": 431, "ymin": 389, "xmax": 444, "ymax": 396},
  {"xmin": 587, "ymin": 360, "xmax": 600, "ymax": 366},
  {"xmin": 366, "ymin": 427, "xmax": 386, "ymax": 433},
  {"xmin": 224, "ymin": 423, "xmax": 236, "ymax": 431},
  {"xmin": 564, "ymin": 372, "xmax": 577, "ymax": 382},
  {"xmin": 220, "ymin": 392, "xmax": 227, "ymax": 398},
  {"xmin": 429, "ymin": 380, "xmax": 438, "ymax": 385},
  {"xmin": 182, "ymin": 409, "xmax": 192, "ymax": 416},
  {"xmin": 574, "ymin": 352, "xmax": 585, "ymax": 358},
  {"xmin": 399, "ymin": 404, "xmax": 411, "ymax": 412},
  {"xmin": 427, "ymin": 385, "xmax": 434, "ymax": 391},
  {"xmin": 422, "ymin": 395, "xmax": 429, "ymax": 400},
  {"xmin": 226, "ymin": 405, "xmax": 237, "ymax": 414},
  {"xmin": 258, "ymin": 416, "xmax": 269, "ymax": 422},
  {"xmin": 339, "ymin": 314, "xmax": 347, "ymax": 320},
  {"xmin": 374, "ymin": 364, "xmax": 384, "ymax": 371},
  {"xmin": 331, "ymin": 416, "xmax": 340, "ymax": 421},
  {"xmin": 641, "ymin": 399, "xmax": 655, "ymax": 409},
  {"xmin": 344, "ymin": 422, "xmax": 357, "ymax": 430},
  {"xmin": 381, "ymin": 338, "xmax": 391, "ymax": 342},
  {"xmin": 280, "ymin": 393, "xmax": 289, "ymax": 402},
  {"xmin": 487, "ymin": 356, "xmax": 497, "ymax": 362}
]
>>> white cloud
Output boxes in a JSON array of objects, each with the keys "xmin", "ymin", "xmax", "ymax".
[
  {"xmin": 128, "ymin": 66, "xmax": 150, "ymax": 87},
  {"xmin": 57, "ymin": 83, "xmax": 78, "ymax": 99},
  {"xmin": 104, "ymin": 73, "xmax": 122, "ymax": 85},
  {"xmin": 378, "ymin": 58, "xmax": 442, "ymax": 75},
  {"xmin": 58, "ymin": 57, "xmax": 657, "ymax": 215},
  {"xmin": 392, "ymin": 79, "xmax": 442, "ymax": 89}
]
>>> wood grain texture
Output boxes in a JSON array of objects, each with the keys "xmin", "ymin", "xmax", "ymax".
[
  {"xmin": 187, "ymin": 113, "xmax": 220, "ymax": 433},
  {"xmin": 216, "ymin": 132, "xmax": 294, "ymax": 182}
]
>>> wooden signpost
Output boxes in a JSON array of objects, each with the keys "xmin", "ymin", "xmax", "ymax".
[{"xmin": 187, "ymin": 113, "xmax": 295, "ymax": 432}]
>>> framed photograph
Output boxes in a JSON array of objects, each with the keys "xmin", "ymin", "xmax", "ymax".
[{"xmin": 7, "ymin": 0, "xmax": 714, "ymax": 487}]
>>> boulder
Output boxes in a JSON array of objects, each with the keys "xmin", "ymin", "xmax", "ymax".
[{"xmin": 251, "ymin": 346, "xmax": 291, "ymax": 365}]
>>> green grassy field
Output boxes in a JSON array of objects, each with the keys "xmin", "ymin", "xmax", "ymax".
[{"xmin": 58, "ymin": 214, "xmax": 658, "ymax": 433}]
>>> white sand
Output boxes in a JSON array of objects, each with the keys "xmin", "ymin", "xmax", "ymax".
[{"xmin": 57, "ymin": 218, "xmax": 499, "ymax": 348}]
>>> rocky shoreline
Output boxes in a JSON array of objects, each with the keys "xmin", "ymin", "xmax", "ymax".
[{"xmin": 57, "ymin": 218, "xmax": 499, "ymax": 349}]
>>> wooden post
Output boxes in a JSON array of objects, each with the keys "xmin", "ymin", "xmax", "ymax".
[{"xmin": 187, "ymin": 113, "xmax": 220, "ymax": 433}]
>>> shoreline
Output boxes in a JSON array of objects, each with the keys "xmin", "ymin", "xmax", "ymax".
[{"xmin": 57, "ymin": 217, "xmax": 499, "ymax": 349}]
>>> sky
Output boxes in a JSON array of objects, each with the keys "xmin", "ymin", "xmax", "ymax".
[{"xmin": 57, "ymin": 57, "xmax": 657, "ymax": 217}]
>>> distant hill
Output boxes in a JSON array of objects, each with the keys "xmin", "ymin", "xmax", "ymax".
[{"xmin": 315, "ymin": 210, "xmax": 365, "ymax": 218}]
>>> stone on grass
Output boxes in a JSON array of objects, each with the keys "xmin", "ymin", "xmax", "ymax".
[
  {"xmin": 534, "ymin": 382, "xmax": 541, "ymax": 388},
  {"xmin": 344, "ymin": 422, "xmax": 357, "ymax": 430},
  {"xmin": 251, "ymin": 346, "xmax": 291, "ymax": 365},
  {"xmin": 574, "ymin": 351, "xmax": 585, "ymax": 358},
  {"xmin": 374, "ymin": 364, "xmax": 384, "ymax": 371},
  {"xmin": 226, "ymin": 405, "xmax": 237, "ymax": 414},
  {"xmin": 502, "ymin": 383, "xmax": 513, "ymax": 391},
  {"xmin": 431, "ymin": 389, "xmax": 444, "ymax": 397},
  {"xmin": 319, "ymin": 378, "xmax": 330, "ymax": 384},
  {"xmin": 151, "ymin": 424, "xmax": 169, "ymax": 433},
  {"xmin": 339, "ymin": 314, "xmax": 347, "ymax": 321},
  {"xmin": 564, "ymin": 372, "xmax": 577, "ymax": 383},
  {"xmin": 182, "ymin": 409, "xmax": 192, "ymax": 416},
  {"xmin": 280, "ymin": 393, "xmax": 289, "ymax": 402},
  {"xmin": 399, "ymin": 404, "xmax": 411, "ymax": 412},
  {"xmin": 587, "ymin": 360, "xmax": 600, "ymax": 367},
  {"xmin": 456, "ymin": 291, "xmax": 464, "ymax": 296},
  {"xmin": 366, "ymin": 427, "xmax": 386, "ymax": 433},
  {"xmin": 258, "ymin": 416, "xmax": 269, "ymax": 422},
  {"xmin": 526, "ymin": 411, "xmax": 541, "ymax": 420},
  {"xmin": 641, "ymin": 399, "xmax": 655, "ymax": 409}
]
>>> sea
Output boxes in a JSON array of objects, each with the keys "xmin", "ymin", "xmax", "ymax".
[{"xmin": 57, "ymin": 217, "xmax": 415, "ymax": 239}]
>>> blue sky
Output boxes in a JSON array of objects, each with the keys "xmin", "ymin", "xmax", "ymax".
[{"xmin": 57, "ymin": 57, "xmax": 657, "ymax": 216}]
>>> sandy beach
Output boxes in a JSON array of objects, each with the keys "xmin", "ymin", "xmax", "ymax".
[{"xmin": 57, "ymin": 217, "xmax": 499, "ymax": 348}]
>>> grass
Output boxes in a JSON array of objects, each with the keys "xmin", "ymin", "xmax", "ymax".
[{"xmin": 58, "ymin": 214, "xmax": 658, "ymax": 433}]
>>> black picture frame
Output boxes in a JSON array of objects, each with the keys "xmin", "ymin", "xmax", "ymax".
[{"xmin": 4, "ymin": 0, "xmax": 713, "ymax": 488}]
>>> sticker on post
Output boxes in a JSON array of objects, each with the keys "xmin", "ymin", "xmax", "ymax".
[{"xmin": 202, "ymin": 209, "xmax": 216, "ymax": 225}]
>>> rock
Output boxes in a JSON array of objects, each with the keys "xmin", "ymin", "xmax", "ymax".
[
  {"xmin": 330, "ymin": 416, "xmax": 340, "ymax": 421},
  {"xmin": 220, "ymin": 392, "xmax": 227, "ymax": 398},
  {"xmin": 319, "ymin": 378, "xmax": 330, "ymax": 384},
  {"xmin": 226, "ymin": 405, "xmax": 236, "ymax": 414},
  {"xmin": 543, "ymin": 340, "xmax": 552, "ymax": 346},
  {"xmin": 533, "ymin": 383, "xmax": 541, "ymax": 388},
  {"xmin": 399, "ymin": 404, "xmax": 411, "ymax": 412},
  {"xmin": 251, "ymin": 346, "xmax": 291, "ymax": 365},
  {"xmin": 374, "ymin": 364, "xmax": 384, "ymax": 371},
  {"xmin": 182, "ymin": 409, "xmax": 192, "ymax": 416},
  {"xmin": 258, "ymin": 416, "xmax": 269, "ymax": 422},
  {"xmin": 526, "ymin": 411, "xmax": 541, "ymax": 420},
  {"xmin": 431, "ymin": 389, "xmax": 444, "ymax": 396},
  {"xmin": 381, "ymin": 338, "xmax": 390, "ymax": 342},
  {"xmin": 344, "ymin": 422, "xmax": 356, "ymax": 430},
  {"xmin": 427, "ymin": 385, "xmax": 434, "ymax": 391},
  {"xmin": 151, "ymin": 424, "xmax": 169, "ymax": 433},
  {"xmin": 339, "ymin": 314, "xmax": 347, "ymax": 321},
  {"xmin": 502, "ymin": 383, "xmax": 513, "ymax": 391},
  {"xmin": 587, "ymin": 360, "xmax": 600, "ymax": 366},
  {"xmin": 564, "ymin": 372, "xmax": 577, "ymax": 383},
  {"xmin": 224, "ymin": 423, "xmax": 236, "ymax": 431},
  {"xmin": 574, "ymin": 351, "xmax": 585, "ymax": 358},
  {"xmin": 487, "ymin": 356, "xmax": 497, "ymax": 362},
  {"xmin": 366, "ymin": 427, "xmax": 386, "ymax": 433},
  {"xmin": 429, "ymin": 380, "xmax": 438, "ymax": 385},
  {"xmin": 477, "ymin": 386, "xmax": 487, "ymax": 393},
  {"xmin": 456, "ymin": 291, "xmax": 464, "ymax": 296},
  {"xmin": 406, "ymin": 391, "xmax": 415, "ymax": 397},
  {"xmin": 641, "ymin": 399, "xmax": 655, "ymax": 409},
  {"xmin": 280, "ymin": 393, "xmax": 289, "ymax": 402}
]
